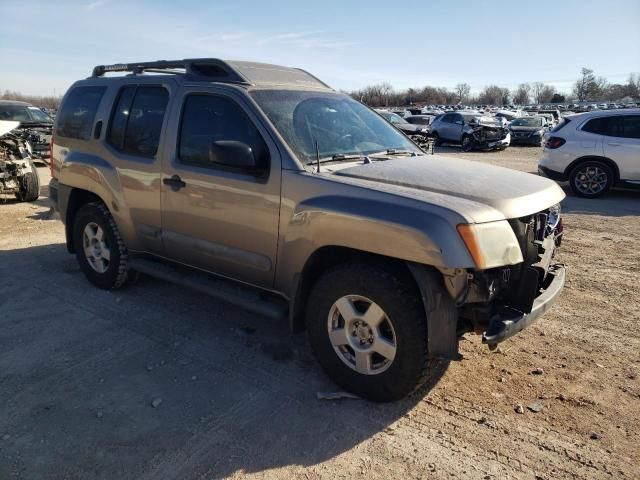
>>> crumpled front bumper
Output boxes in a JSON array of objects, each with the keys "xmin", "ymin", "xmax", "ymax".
[{"xmin": 482, "ymin": 263, "xmax": 565, "ymax": 348}]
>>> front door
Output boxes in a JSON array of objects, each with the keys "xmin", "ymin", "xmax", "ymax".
[
  {"xmin": 160, "ymin": 88, "xmax": 281, "ymax": 288},
  {"xmin": 603, "ymin": 114, "xmax": 640, "ymax": 181}
]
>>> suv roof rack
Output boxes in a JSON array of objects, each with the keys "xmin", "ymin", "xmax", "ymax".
[{"xmin": 91, "ymin": 58, "xmax": 250, "ymax": 84}]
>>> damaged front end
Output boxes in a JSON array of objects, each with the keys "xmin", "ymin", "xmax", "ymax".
[
  {"xmin": 1, "ymin": 121, "xmax": 40, "ymax": 202},
  {"xmin": 448, "ymin": 205, "xmax": 565, "ymax": 349},
  {"xmin": 464, "ymin": 116, "xmax": 511, "ymax": 152}
]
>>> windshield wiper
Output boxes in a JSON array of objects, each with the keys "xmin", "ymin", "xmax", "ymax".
[
  {"xmin": 306, "ymin": 153, "xmax": 367, "ymax": 165},
  {"xmin": 369, "ymin": 149, "xmax": 417, "ymax": 157}
]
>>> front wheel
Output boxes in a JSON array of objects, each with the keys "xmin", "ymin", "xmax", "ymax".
[
  {"xmin": 73, "ymin": 202, "xmax": 132, "ymax": 289},
  {"xmin": 461, "ymin": 134, "xmax": 474, "ymax": 152},
  {"xmin": 306, "ymin": 261, "xmax": 447, "ymax": 402},
  {"xmin": 14, "ymin": 161, "xmax": 40, "ymax": 202}
]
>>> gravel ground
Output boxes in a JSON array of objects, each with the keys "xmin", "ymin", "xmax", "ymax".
[{"xmin": 1, "ymin": 147, "xmax": 639, "ymax": 479}]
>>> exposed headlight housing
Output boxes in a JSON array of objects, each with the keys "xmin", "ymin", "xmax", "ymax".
[{"xmin": 457, "ymin": 221, "xmax": 523, "ymax": 269}]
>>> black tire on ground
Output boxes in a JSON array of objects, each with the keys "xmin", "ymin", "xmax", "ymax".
[
  {"xmin": 14, "ymin": 161, "xmax": 40, "ymax": 202},
  {"xmin": 73, "ymin": 202, "xmax": 131, "ymax": 289},
  {"xmin": 461, "ymin": 134, "xmax": 474, "ymax": 152},
  {"xmin": 306, "ymin": 261, "xmax": 450, "ymax": 402},
  {"xmin": 568, "ymin": 160, "xmax": 614, "ymax": 198},
  {"xmin": 431, "ymin": 131, "xmax": 441, "ymax": 146}
]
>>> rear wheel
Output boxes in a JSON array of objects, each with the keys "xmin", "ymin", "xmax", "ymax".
[
  {"xmin": 14, "ymin": 161, "xmax": 40, "ymax": 202},
  {"xmin": 73, "ymin": 202, "xmax": 131, "ymax": 289},
  {"xmin": 569, "ymin": 160, "xmax": 613, "ymax": 198},
  {"xmin": 306, "ymin": 261, "xmax": 447, "ymax": 402}
]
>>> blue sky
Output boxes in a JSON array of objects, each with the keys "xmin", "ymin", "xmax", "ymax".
[{"xmin": 1, "ymin": 0, "xmax": 639, "ymax": 96}]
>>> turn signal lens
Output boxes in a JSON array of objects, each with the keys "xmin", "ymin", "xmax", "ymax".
[{"xmin": 457, "ymin": 224, "xmax": 486, "ymax": 269}]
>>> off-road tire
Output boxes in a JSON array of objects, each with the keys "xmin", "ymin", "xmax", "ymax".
[
  {"xmin": 14, "ymin": 162, "xmax": 40, "ymax": 202},
  {"xmin": 306, "ymin": 261, "xmax": 441, "ymax": 402},
  {"xmin": 73, "ymin": 202, "xmax": 131, "ymax": 289},
  {"xmin": 568, "ymin": 160, "xmax": 614, "ymax": 198}
]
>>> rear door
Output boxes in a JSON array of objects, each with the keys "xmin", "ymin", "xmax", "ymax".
[
  {"xmin": 159, "ymin": 87, "xmax": 281, "ymax": 288},
  {"xmin": 603, "ymin": 114, "xmax": 640, "ymax": 181}
]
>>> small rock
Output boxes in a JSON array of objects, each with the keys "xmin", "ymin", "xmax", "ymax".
[
  {"xmin": 477, "ymin": 417, "xmax": 487, "ymax": 424},
  {"xmin": 527, "ymin": 402, "xmax": 544, "ymax": 413},
  {"xmin": 2, "ymin": 434, "xmax": 10, "ymax": 441},
  {"xmin": 115, "ymin": 297, "xmax": 121, "ymax": 303},
  {"xmin": 427, "ymin": 463, "xmax": 436, "ymax": 472},
  {"xmin": 595, "ymin": 363, "xmax": 604, "ymax": 368},
  {"xmin": 146, "ymin": 365, "xmax": 153, "ymax": 372},
  {"xmin": 515, "ymin": 404, "xmax": 525, "ymax": 414},
  {"xmin": 191, "ymin": 375, "xmax": 197, "ymax": 381},
  {"xmin": 539, "ymin": 331, "xmax": 546, "ymax": 336},
  {"xmin": 532, "ymin": 368, "xmax": 544, "ymax": 375},
  {"xmin": 590, "ymin": 432, "xmax": 600, "ymax": 440},
  {"xmin": 499, "ymin": 377, "xmax": 507, "ymax": 383},
  {"xmin": 151, "ymin": 398, "xmax": 163, "ymax": 408},
  {"xmin": 96, "ymin": 410, "xmax": 103, "ymax": 418}
]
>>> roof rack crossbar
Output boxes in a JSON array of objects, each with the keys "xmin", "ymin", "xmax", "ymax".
[{"xmin": 91, "ymin": 59, "xmax": 250, "ymax": 84}]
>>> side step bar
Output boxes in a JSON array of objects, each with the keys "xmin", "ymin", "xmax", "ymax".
[{"xmin": 130, "ymin": 257, "xmax": 288, "ymax": 320}]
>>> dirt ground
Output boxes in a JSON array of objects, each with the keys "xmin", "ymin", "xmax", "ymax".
[{"xmin": 1, "ymin": 147, "xmax": 638, "ymax": 479}]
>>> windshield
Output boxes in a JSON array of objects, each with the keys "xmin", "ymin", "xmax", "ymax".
[
  {"xmin": 250, "ymin": 90, "xmax": 419, "ymax": 163},
  {"xmin": 0, "ymin": 104, "xmax": 52, "ymax": 123},
  {"xmin": 511, "ymin": 117, "xmax": 544, "ymax": 127},
  {"xmin": 378, "ymin": 111, "xmax": 406, "ymax": 124}
]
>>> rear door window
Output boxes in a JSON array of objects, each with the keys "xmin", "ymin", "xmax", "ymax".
[
  {"xmin": 56, "ymin": 86, "xmax": 106, "ymax": 139},
  {"xmin": 582, "ymin": 116, "xmax": 616, "ymax": 136},
  {"xmin": 107, "ymin": 86, "xmax": 169, "ymax": 158}
]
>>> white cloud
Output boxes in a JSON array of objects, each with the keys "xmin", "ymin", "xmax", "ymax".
[{"xmin": 85, "ymin": 0, "xmax": 106, "ymax": 11}]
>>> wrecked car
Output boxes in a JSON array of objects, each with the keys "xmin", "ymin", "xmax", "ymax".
[
  {"xmin": 0, "ymin": 120, "xmax": 41, "ymax": 202},
  {"xmin": 49, "ymin": 59, "xmax": 565, "ymax": 402},
  {"xmin": 0, "ymin": 100, "xmax": 53, "ymax": 161},
  {"xmin": 376, "ymin": 110, "xmax": 432, "ymax": 151},
  {"xmin": 430, "ymin": 112, "xmax": 511, "ymax": 151}
]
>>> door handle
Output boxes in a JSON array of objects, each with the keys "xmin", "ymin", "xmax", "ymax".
[
  {"xmin": 163, "ymin": 175, "xmax": 186, "ymax": 191},
  {"xmin": 607, "ymin": 143, "xmax": 621, "ymax": 146}
]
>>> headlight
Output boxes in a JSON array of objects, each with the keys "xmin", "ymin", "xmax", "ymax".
[
  {"xmin": 533, "ymin": 129, "xmax": 544, "ymax": 136},
  {"xmin": 457, "ymin": 221, "xmax": 523, "ymax": 269},
  {"xmin": 548, "ymin": 203, "xmax": 561, "ymax": 228}
]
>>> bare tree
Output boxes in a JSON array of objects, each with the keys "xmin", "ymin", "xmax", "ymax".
[
  {"xmin": 455, "ymin": 83, "xmax": 471, "ymax": 103},
  {"xmin": 512, "ymin": 83, "xmax": 531, "ymax": 105},
  {"xmin": 573, "ymin": 68, "xmax": 599, "ymax": 101}
]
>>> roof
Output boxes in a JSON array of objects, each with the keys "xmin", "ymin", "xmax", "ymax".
[
  {"xmin": 0, "ymin": 100, "xmax": 31, "ymax": 106},
  {"xmin": 90, "ymin": 58, "xmax": 333, "ymax": 91},
  {"xmin": 566, "ymin": 108, "xmax": 640, "ymax": 120}
]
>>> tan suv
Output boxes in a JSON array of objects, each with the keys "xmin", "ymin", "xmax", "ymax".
[{"xmin": 49, "ymin": 59, "xmax": 566, "ymax": 401}]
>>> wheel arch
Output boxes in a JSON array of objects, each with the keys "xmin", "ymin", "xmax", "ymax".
[
  {"xmin": 564, "ymin": 156, "xmax": 620, "ymax": 183},
  {"xmin": 63, "ymin": 187, "xmax": 108, "ymax": 253}
]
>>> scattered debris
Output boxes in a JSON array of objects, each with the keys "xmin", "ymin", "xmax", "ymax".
[
  {"xmin": 532, "ymin": 368, "xmax": 544, "ymax": 375},
  {"xmin": 151, "ymin": 398, "xmax": 163, "ymax": 408},
  {"xmin": 515, "ymin": 404, "xmax": 525, "ymax": 414},
  {"xmin": 590, "ymin": 432, "xmax": 601, "ymax": 440},
  {"xmin": 317, "ymin": 391, "xmax": 360, "ymax": 401},
  {"xmin": 527, "ymin": 402, "xmax": 544, "ymax": 413},
  {"xmin": 191, "ymin": 375, "xmax": 197, "ymax": 381},
  {"xmin": 96, "ymin": 410, "xmax": 104, "ymax": 418}
]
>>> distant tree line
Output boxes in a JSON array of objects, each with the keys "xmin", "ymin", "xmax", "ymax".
[
  {"xmin": 350, "ymin": 68, "xmax": 640, "ymax": 107},
  {"xmin": 0, "ymin": 90, "xmax": 62, "ymax": 109}
]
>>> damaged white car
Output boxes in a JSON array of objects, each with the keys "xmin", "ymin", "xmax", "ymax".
[{"xmin": 430, "ymin": 112, "xmax": 511, "ymax": 151}]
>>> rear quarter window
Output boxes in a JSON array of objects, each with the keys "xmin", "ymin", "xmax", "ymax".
[
  {"xmin": 581, "ymin": 116, "xmax": 615, "ymax": 135},
  {"xmin": 56, "ymin": 86, "xmax": 106, "ymax": 139}
]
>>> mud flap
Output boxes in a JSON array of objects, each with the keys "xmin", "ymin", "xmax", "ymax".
[{"xmin": 407, "ymin": 263, "xmax": 461, "ymax": 360}]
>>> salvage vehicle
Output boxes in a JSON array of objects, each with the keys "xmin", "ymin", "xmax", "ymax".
[
  {"xmin": 430, "ymin": 112, "xmax": 511, "ymax": 151},
  {"xmin": 539, "ymin": 109, "xmax": 640, "ymax": 198},
  {"xmin": 0, "ymin": 100, "xmax": 53, "ymax": 161},
  {"xmin": 0, "ymin": 120, "xmax": 41, "ymax": 202},
  {"xmin": 509, "ymin": 116, "xmax": 549, "ymax": 146},
  {"xmin": 49, "ymin": 59, "xmax": 566, "ymax": 401},
  {"xmin": 376, "ymin": 110, "xmax": 431, "ymax": 150}
]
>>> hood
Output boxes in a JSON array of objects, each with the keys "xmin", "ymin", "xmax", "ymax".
[
  {"xmin": 509, "ymin": 125, "xmax": 544, "ymax": 132},
  {"xmin": 333, "ymin": 155, "xmax": 565, "ymax": 221},
  {"xmin": 396, "ymin": 123, "xmax": 424, "ymax": 133},
  {"xmin": 0, "ymin": 120, "xmax": 20, "ymax": 137}
]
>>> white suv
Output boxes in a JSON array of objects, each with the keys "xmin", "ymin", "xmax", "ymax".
[{"xmin": 538, "ymin": 109, "xmax": 640, "ymax": 198}]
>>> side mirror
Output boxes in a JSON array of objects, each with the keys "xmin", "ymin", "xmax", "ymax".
[
  {"xmin": 455, "ymin": 120, "xmax": 463, "ymax": 125},
  {"xmin": 209, "ymin": 140, "xmax": 257, "ymax": 169}
]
